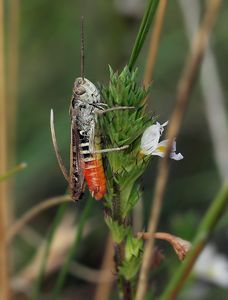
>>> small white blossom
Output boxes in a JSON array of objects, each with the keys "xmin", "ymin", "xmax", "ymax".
[
  {"xmin": 194, "ymin": 245, "xmax": 228, "ymax": 287},
  {"xmin": 140, "ymin": 121, "xmax": 183, "ymax": 161}
]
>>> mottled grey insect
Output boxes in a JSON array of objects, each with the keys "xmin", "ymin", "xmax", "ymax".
[{"xmin": 50, "ymin": 18, "xmax": 132, "ymax": 201}]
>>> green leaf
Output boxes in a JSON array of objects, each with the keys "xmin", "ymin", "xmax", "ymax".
[
  {"xmin": 105, "ymin": 216, "xmax": 130, "ymax": 243},
  {"xmin": 128, "ymin": 0, "xmax": 160, "ymax": 70},
  {"xmin": 121, "ymin": 184, "xmax": 142, "ymax": 218},
  {"xmin": 125, "ymin": 232, "xmax": 143, "ymax": 261},
  {"xmin": 100, "ymin": 66, "xmax": 155, "ymax": 219},
  {"xmin": 0, "ymin": 163, "xmax": 27, "ymax": 182},
  {"xmin": 119, "ymin": 255, "xmax": 142, "ymax": 280}
]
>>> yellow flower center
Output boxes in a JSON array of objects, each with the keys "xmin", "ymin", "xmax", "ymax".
[{"xmin": 156, "ymin": 146, "xmax": 166, "ymax": 153}]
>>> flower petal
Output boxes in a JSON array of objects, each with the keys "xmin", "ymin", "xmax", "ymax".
[
  {"xmin": 156, "ymin": 121, "xmax": 168, "ymax": 135},
  {"xmin": 140, "ymin": 124, "xmax": 161, "ymax": 155},
  {"xmin": 170, "ymin": 152, "xmax": 184, "ymax": 161},
  {"xmin": 153, "ymin": 139, "xmax": 183, "ymax": 160},
  {"xmin": 140, "ymin": 121, "xmax": 183, "ymax": 161}
]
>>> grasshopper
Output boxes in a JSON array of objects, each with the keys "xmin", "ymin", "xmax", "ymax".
[{"xmin": 50, "ymin": 18, "xmax": 132, "ymax": 201}]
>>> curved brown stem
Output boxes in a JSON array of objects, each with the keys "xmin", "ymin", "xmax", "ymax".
[
  {"xmin": 137, "ymin": 232, "xmax": 191, "ymax": 261},
  {"xmin": 7, "ymin": 195, "xmax": 71, "ymax": 242}
]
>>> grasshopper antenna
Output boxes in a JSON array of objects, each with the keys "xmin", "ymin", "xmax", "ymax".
[
  {"xmin": 50, "ymin": 109, "xmax": 69, "ymax": 182},
  {"xmin": 80, "ymin": 16, "xmax": 85, "ymax": 81}
]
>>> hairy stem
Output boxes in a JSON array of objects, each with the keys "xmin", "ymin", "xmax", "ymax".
[{"xmin": 112, "ymin": 183, "xmax": 132, "ymax": 299}]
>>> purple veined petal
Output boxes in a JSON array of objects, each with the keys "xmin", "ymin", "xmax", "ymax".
[{"xmin": 170, "ymin": 152, "xmax": 184, "ymax": 160}]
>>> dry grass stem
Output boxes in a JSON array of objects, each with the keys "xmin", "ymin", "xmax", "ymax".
[
  {"xmin": 137, "ymin": 232, "xmax": 191, "ymax": 261},
  {"xmin": 135, "ymin": 0, "xmax": 222, "ymax": 299},
  {"xmin": 70, "ymin": 261, "xmax": 113, "ymax": 284},
  {"xmin": 7, "ymin": 0, "xmax": 20, "ymax": 161},
  {"xmin": 143, "ymin": 0, "xmax": 167, "ymax": 88},
  {"xmin": 179, "ymin": 0, "xmax": 228, "ymax": 182},
  {"xmin": 94, "ymin": 234, "xmax": 115, "ymax": 300},
  {"xmin": 0, "ymin": 0, "xmax": 11, "ymax": 298},
  {"xmin": 7, "ymin": 195, "xmax": 71, "ymax": 242}
]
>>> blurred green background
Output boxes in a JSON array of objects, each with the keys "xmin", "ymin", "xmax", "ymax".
[{"xmin": 5, "ymin": 0, "xmax": 228, "ymax": 299}]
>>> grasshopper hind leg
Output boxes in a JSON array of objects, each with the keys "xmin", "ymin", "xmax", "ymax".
[{"xmin": 50, "ymin": 109, "xmax": 69, "ymax": 182}]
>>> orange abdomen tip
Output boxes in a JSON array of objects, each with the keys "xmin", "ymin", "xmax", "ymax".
[{"xmin": 84, "ymin": 157, "xmax": 106, "ymax": 200}]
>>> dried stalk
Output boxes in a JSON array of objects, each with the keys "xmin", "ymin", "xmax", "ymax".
[
  {"xmin": 7, "ymin": 0, "xmax": 20, "ymax": 161},
  {"xmin": 143, "ymin": 0, "xmax": 167, "ymax": 88},
  {"xmin": 137, "ymin": 232, "xmax": 191, "ymax": 261},
  {"xmin": 7, "ymin": 195, "xmax": 71, "ymax": 242},
  {"xmin": 0, "ymin": 0, "xmax": 11, "ymax": 298},
  {"xmin": 179, "ymin": 0, "xmax": 228, "ymax": 182},
  {"xmin": 135, "ymin": 0, "xmax": 222, "ymax": 299},
  {"xmin": 94, "ymin": 234, "xmax": 115, "ymax": 300},
  {"xmin": 70, "ymin": 261, "xmax": 113, "ymax": 284}
]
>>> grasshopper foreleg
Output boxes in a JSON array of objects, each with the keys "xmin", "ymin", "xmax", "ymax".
[
  {"xmin": 96, "ymin": 106, "xmax": 135, "ymax": 114},
  {"xmin": 92, "ymin": 145, "xmax": 129, "ymax": 154}
]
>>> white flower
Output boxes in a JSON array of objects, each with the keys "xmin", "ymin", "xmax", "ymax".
[
  {"xmin": 194, "ymin": 245, "xmax": 228, "ymax": 287},
  {"xmin": 140, "ymin": 121, "xmax": 183, "ymax": 161}
]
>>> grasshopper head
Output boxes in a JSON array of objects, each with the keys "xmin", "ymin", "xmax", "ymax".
[
  {"xmin": 73, "ymin": 77, "xmax": 100, "ymax": 104},
  {"xmin": 73, "ymin": 77, "xmax": 87, "ymax": 95}
]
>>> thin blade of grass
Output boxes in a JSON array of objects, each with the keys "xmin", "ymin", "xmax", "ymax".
[
  {"xmin": 128, "ymin": 0, "xmax": 159, "ymax": 71},
  {"xmin": 52, "ymin": 197, "xmax": 94, "ymax": 300},
  {"xmin": 7, "ymin": 194, "xmax": 71, "ymax": 243},
  {"xmin": 94, "ymin": 234, "xmax": 114, "ymax": 300},
  {"xmin": 0, "ymin": 162, "xmax": 27, "ymax": 182},
  {"xmin": 0, "ymin": 0, "xmax": 11, "ymax": 297},
  {"xmin": 7, "ymin": 0, "xmax": 20, "ymax": 164},
  {"xmin": 160, "ymin": 184, "xmax": 228, "ymax": 300},
  {"xmin": 143, "ymin": 0, "xmax": 167, "ymax": 90},
  {"xmin": 32, "ymin": 203, "xmax": 68, "ymax": 300}
]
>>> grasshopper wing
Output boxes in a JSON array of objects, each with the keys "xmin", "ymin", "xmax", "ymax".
[{"xmin": 69, "ymin": 118, "xmax": 85, "ymax": 201}]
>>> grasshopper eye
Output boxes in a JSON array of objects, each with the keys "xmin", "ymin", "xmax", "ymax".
[{"xmin": 75, "ymin": 87, "xmax": 86, "ymax": 95}]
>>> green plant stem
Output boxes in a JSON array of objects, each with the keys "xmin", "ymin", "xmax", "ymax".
[
  {"xmin": 128, "ymin": 0, "xmax": 159, "ymax": 71},
  {"xmin": 52, "ymin": 197, "xmax": 93, "ymax": 300},
  {"xmin": 160, "ymin": 184, "xmax": 228, "ymax": 300},
  {"xmin": 112, "ymin": 185, "xmax": 132, "ymax": 300},
  {"xmin": 0, "ymin": 162, "xmax": 27, "ymax": 182},
  {"xmin": 0, "ymin": 0, "xmax": 10, "ymax": 298},
  {"xmin": 32, "ymin": 203, "xmax": 68, "ymax": 300}
]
